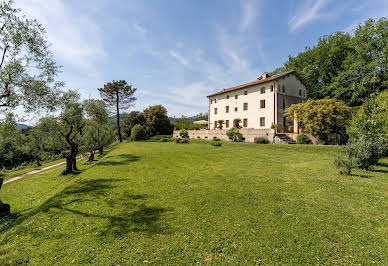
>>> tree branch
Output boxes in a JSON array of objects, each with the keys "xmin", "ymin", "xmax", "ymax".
[{"xmin": 0, "ymin": 45, "xmax": 7, "ymax": 69}]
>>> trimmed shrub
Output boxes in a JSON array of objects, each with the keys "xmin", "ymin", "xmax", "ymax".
[
  {"xmin": 296, "ymin": 134, "xmax": 311, "ymax": 144},
  {"xmin": 226, "ymin": 127, "xmax": 243, "ymax": 142},
  {"xmin": 254, "ymin": 137, "xmax": 270, "ymax": 144},
  {"xmin": 213, "ymin": 137, "xmax": 221, "ymax": 141},
  {"xmin": 179, "ymin": 129, "xmax": 189, "ymax": 138},
  {"xmin": 160, "ymin": 138, "xmax": 171, "ymax": 142},
  {"xmin": 130, "ymin": 124, "xmax": 146, "ymax": 141},
  {"xmin": 211, "ymin": 141, "xmax": 222, "ymax": 147}
]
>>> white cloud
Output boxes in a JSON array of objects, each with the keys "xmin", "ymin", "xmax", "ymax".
[
  {"xmin": 288, "ymin": 0, "xmax": 329, "ymax": 32},
  {"xmin": 239, "ymin": 0, "xmax": 259, "ymax": 32},
  {"xmin": 15, "ymin": 0, "xmax": 106, "ymax": 70},
  {"xmin": 169, "ymin": 50, "xmax": 189, "ymax": 66}
]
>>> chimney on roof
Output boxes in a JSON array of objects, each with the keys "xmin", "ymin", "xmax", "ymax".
[{"xmin": 258, "ymin": 72, "xmax": 270, "ymax": 80}]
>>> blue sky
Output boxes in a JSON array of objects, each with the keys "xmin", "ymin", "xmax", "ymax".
[{"xmin": 16, "ymin": 0, "xmax": 388, "ymax": 120}]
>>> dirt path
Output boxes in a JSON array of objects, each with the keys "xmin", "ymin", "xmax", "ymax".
[{"xmin": 3, "ymin": 161, "xmax": 67, "ymax": 185}]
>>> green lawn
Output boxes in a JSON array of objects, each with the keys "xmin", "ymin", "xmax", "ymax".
[{"xmin": 0, "ymin": 141, "xmax": 387, "ymax": 264}]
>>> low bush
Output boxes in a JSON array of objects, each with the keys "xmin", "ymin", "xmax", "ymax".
[
  {"xmin": 181, "ymin": 138, "xmax": 190, "ymax": 144},
  {"xmin": 150, "ymin": 135, "xmax": 172, "ymax": 141},
  {"xmin": 296, "ymin": 134, "xmax": 311, "ymax": 144},
  {"xmin": 254, "ymin": 137, "xmax": 270, "ymax": 144},
  {"xmin": 174, "ymin": 138, "xmax": 181, "ymax": 143},
  {"xmin": 334, "ymin": 136, "xmax": 388, "ymax": 174},
  {"xmin": 210, "ymin": 141, "xmax": 222, "ymax": 147},
  {"xmin": 130, "ymin": 124, "xmax": 146, "ymax": 141},
  {"xmin": 213, "ymin": 137, "xmax": 221, "ymax": 141},
  {"xmin": 160, "ymin": 138, "xmax": 171, "ymax": 142}
]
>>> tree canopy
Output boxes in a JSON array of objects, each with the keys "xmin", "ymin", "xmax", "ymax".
[
  {"xmin": 285, "ymin": 99, "xmax": 351, "ymax": 142},
  {"xmin": 98, "ymin": 80, "xmax": 136, "ymax": 142},
  {"xmin": 143, "ymin": 105, "xmax": 173, "ymax": 136},
  {"xmin": 0, "ymin": 0, "xmax": 62, "ymax": 112},
  {"xmin": 275, "ymin": 18, "xmax": 387, "ymax": 106}
]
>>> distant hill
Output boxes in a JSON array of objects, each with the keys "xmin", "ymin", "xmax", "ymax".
[{"xmin": 108, "ymin": 113, "xmax": 128, "ymax": 127}]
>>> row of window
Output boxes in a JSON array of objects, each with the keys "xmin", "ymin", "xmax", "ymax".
[
  {"xmin": 213, "ymin": 117, "xmax": 266, "ymax": 129},
  {"xmin": 210, "ymin": 85, "xmax": 305, "ymax": 104},
  {"xmin": 214, "ymin": 100, "xmax": 265, "ymax": 114}
]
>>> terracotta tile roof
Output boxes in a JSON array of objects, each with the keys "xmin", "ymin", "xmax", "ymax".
[{"xmin": 207, "ymin": 70, "xmax": 296, "ymax": 97}]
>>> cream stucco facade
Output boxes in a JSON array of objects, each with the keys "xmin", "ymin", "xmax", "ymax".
[{"xmin": 207, "ymin": 71, "xmax": 307, "ymax": 131}]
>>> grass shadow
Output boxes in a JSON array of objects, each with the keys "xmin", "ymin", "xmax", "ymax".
[
  {"xmin": 0, "ymin": 177, "xmax": 172, "ymax": 243},
  {"xmin": 97, "ymin": 154, "xmax": 140, "ymax": 166}
]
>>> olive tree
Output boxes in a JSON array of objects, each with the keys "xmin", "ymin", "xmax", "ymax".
[
  {"xmin": 0, "ymin": 0, "xmax": 62, "ymax": 113},
  {"xmin": 83, "ymin": 99, "xmax": 114, "ymax": 161}
]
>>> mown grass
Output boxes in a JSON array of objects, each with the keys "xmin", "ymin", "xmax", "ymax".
[{"xmin": 0, "ymin": 141, "xmax": 387, "ymax": 264}]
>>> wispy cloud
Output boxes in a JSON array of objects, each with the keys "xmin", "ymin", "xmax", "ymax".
[
  {"xmin": 16, "ymin": 0, "xmax": 106, "ymax": 70},
  {"xmin": 169, "ymin": 50, "xmax": 189, "ymax": 66},
  {"xmin": 239, "ymin": 0, "xmax": 259, "ymax": 32},
  {"xmin": 288, "ymin": 0, "xmax": 329, "ymax": 32}
]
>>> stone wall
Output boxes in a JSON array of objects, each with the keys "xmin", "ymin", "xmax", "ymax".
[{"xmin": 173, "ymin": 129, "xmax": 275, "ymax": 143}]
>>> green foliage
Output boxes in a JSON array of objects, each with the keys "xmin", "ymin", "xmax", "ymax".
[
  {"xmin": 278, "ymin": 18, "xmax": 388, "ymax": 106},
  {"xmin": 296, "ymin": 134, "xmax": 311, "ymax": 144},
  {"xmin": 28, "ymin": 117, "xmax": 65, "ymax": 165},
  {"xmin": 149, "ymin": 135, "xmax": 172, "ymax": 141},
  {"xmin": 217, "ymin": 120, "xmax": 224, "ymax": 129},
  {"xmin": 213, "ymin": 137, "xmax": 221, "ymax": 141},
  {"xmin": 210, "ymin": 141, "xmax": 222, "ymax": 147},
  {"xmin": 98, "ymin": 80, "xmax": 137, "ymax": 142},
  {"xmin": 83, "ymin": 99, "xmax": 114, "ymax": 156},
  {"xmin": 181, "ymin": 138, "xmax": 189, "ymax": 144},
  {"xmin": 254, "ymin": 137, "xmax": 270, "ymax": 144},
  {"xmin": 0, "ymin": 0, "xmax": 62, "ymax": 112},
  {"xmin": 174, "ymin": 138, "xmax": 189, "ymax": 144},
  {"xmin": 226, "ymin": 127, "xmax": 243, "ymax": 142},
  {"xmin": 233, "ymin": 118, "xmax": 242, "ymax": 129},
  {"xmin": 286, "ymin": 99, "xmax": 351, "ymax": 142},
  {"xmin": 143, "ymin": 105, "xmax": 173, "ymax": 136},
  {"xmin": 130, "ymin": 124, "xmax": 146, "ymax": 141},
  {"xmin": 347, "ymin": 91, "xmax": 388, "ymax": 140},
  {"xmin": 0, "ymin": 113, "xmax": 28, "ymax": 169},
  {"xmin": 122, "ymin": 111, "xmax": 146, "ymax": 138},
  {"xmin": 160, "ymin": 138, "xmax": 172, "ymax": 142},
  {"xmin": 179, "ymin": 129, "xmax": 189, "ymax": 138},
  {"xmin": 334, "ymin": 136, "xmax": 388, "ymax": 174}
]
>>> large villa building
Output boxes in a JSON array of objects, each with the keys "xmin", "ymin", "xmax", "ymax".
[
  {"xmin": 207, "ymin": 70, "xmax": 307, "ymax": 131},
  {"xmin": 173, "ymin": 70, "xmax": 308, "ymax": 143}
]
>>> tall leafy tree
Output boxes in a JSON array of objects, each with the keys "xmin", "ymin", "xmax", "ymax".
[
  {"xmin": 277, "ymin": 18, "xmax": 387, "ymax": 106},
  {"xmin": 0, "ymin": 0, "xmax": 62, "ymax": 112},
  {"xmin": 83, "ymin": 99, "xmax": 114, "ymax": 161},
  {"xmin": 98, "ymin": 80, "xmax": 136, "ymax": 142},
  {"xmin": 143, "ymin": 105, "xmax": 173, "ymax": 136},
  {"xmin": 347, "ymin": 91, "xmax": 388, "ymax": 140}
]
